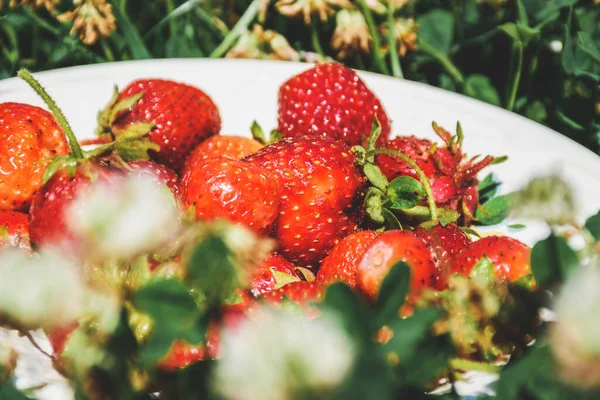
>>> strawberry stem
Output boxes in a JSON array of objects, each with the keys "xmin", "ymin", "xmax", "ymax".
[
  {"xmin": 366, "ymin": 148, "xmax": 439, "ymax": 221},
  {"xmin": 17, "ymin": 69, "xmax": 84, "ymax": 160}
]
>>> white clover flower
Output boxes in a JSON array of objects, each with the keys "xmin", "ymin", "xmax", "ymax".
[
  {"xmin": 512, "ymin": 174, "xmax": 576, "ymax": 225},
  {"xmin": 0, "ymin": 248, "xmax": 84, "ymax": 330},
  {"xmin": 331, "ymin": 9, "xmax": 371, "ymax": 58},
  {"xmin": 550, "ymin": 265, "xmax": 600, "ymax": 388},
  {"xmin": 67, "ymin": 174, "xmax": 181, "ymax": 260},
  {"xmin": 214, "ymin": 308, "xmax": 356, "ymax": 400}
]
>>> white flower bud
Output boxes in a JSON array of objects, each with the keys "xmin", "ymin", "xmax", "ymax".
[
  {"xmin": 214, "ymin": 308, "xmax": 356, "ymax": 399},
  {"xmin": 551, "ymin": 265, "xmax": 600, "ymax": 388},
  {"xmin": 0, "ymin": 248, "xmax": 84, "ymax": 330},
  {"xmin": 67, "ymin": 174, "xmax": 181, "ymax": 260}
]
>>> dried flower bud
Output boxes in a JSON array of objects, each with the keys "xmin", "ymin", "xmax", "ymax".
[
  {"xmin": 227, "ymin": 25, "xmax": 299, "ymax": 62},
  {"xmin": 511, "ymin": 174, "xmax": 576, "ymax": 225},
  {"xmin": 58, "ymin": 0, "xmax": 116, "ymax": 45},
  {"xmin": 331, "ymin": 9, "xmax": 371, "ymax": 58},
  {"xmin": 8, "ymin": 0, "xmax": 57, "ymax": 12},
  {"xmin": 276, "ymin": 0, "xmax": 351, "ymax": 25},
  {"xmin": 394, "ymin": 17, "xmax": 419, "ymax": 57}
]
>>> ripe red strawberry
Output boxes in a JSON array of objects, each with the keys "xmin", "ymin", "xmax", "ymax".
[
  {"xmin": 103, "ymin": 79, "xmax": 221, "ymax": 171},
  {"xmin": 179, "ymin": 156, "xmax": 280, "ymax": 234},
  {"xmin": 278, "ymin": 63, "xmax": 391, "ymax": 146},
  {"xmin": 415, "ymin": 223, "xmax": 471, "ymax": 289},
  {"xmin": 47, "ymin": 323, "xmax": 78, "ymax": 355},
  {"xmin": 251, "ymin": 253, "xmax": 300, "ymax": 297},
  {"xmin": 0, "ymin": 210, "xmax": 30, "ymax": 248},
  {"xmin": 357, "ymin": 230, "xmax": 437, "ymax": 302},
  {"xmin": 158, "ymin": 340, "xmax": 207, "ymax": 371},
  {"xmin": 245, "ymin": 136, "xmax": 367, "ymax": 268},
  {"xmin": 261, "ymin": 281, "xmax": 324, "ymax": 307},
  {"xmin": 127, "ymin": 160, "xmax": 178, "ymax": 193},
  {"xmin": 28, "ymin": 165, "xmax": 122, "ymax": 248},
  {"xmin": 376, "ymin": 124, "xmax": 495, "ymax": 225},
  {"xmin": 189, "ymin": 135, "xmax": 263, "ymax": 160},
  {"xmin": 0, "ymin": 102, "xmax": 69, "ymax": 211},
  {"xmin": 317, "ymin": 230, "xmax": 381, "ymax": 291},
  {"xmin": 451, "ymin": 236, "xmax": 531, "ymax": 283}
]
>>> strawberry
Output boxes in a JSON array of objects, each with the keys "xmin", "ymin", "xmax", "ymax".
[
  {"xmin": 0, "ymin": 102, "xmax": 69, "ymax": 211},
  {"xmin": 375, "ymin": 124, "xmax": 496, "ymax": 225},
  {"xmin": 47, "ymin": 323, "xmax": 78, "ymax": 355},
  {"xmin": 251, "ymin": 253, "xmax": 300, "ymax": 297},
  {"xmin": 178, "ymin": 156, "xmax": 280, "ymax": 234},
  {"xmin": 127, "ymin": 160, "xmax": 178, "ymax": 193},
  {"xmin": 158, "ymin": 340, "xmax": 208, "ymax": 371},
  {"xmin": 278, "ymin": 63, "xmax": 391, "ymax": 146},
  {"xmin": 0, "ymin": 210, "xmax": 30, "ymax": 249},
  {"xmin": 357, "ymin": 230, "xmax": 437, "ymax": 302},
  {"xmin": 451, "ymin": 236, "xmax": 531, "ymax": 283},
  {"xmin": 317, "ymin": 230, "xmax": 381, "ymax": 291},
  {"xmin": 28, "ymin": 165, "xmax": 122, "ymax": 248},
  {"xmin": 189, "ymin": 135, "xmax": 263, "ymax": 160},
  {"xmin": 244, "ymin": 136, "xmax": 367, "ymax": 268},
  {"xmin": 99, "ymin": 79, "xmax": 221, "ymax": 171},
  {"xmin": 415, "ymin": 223, "xmax": 471, "ymax": 289},
  {"xmin": 261, "ymin": 281, "xmax": 324, "ymax": 308}
]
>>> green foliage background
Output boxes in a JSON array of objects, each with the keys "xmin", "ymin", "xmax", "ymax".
[{"xmin": 0, "ymin": 0, "xmax": 599, "ymax": 153}]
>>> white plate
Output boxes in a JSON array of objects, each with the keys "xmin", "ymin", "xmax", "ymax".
[{"xmin": 0, "ymin": 59, "xmax": 599, "ymax": 398}]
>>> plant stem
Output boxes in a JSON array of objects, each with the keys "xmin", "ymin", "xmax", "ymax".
[
  {"xmin": 505, "ymin": 41, "xmax": 523, "ymax": 111},
  {"xmin": 357, "ymin": 0, "xmax": 390, "ymax": 75},
  {"xmin": 450, "ymin": 358, "xmax": 502, "ymax": 374},
  {"xmin": 209, "ymin": 0, "xmax": 261, "ymax": 58},
  {"xmin": 366, "ymin": 148, "xmax": 438, "ymax": 221},
  {"xmin": 101, "ymin": 39, "xmax": 115, "ymax": 62},
  {"xmin": 311, "ymin": 18, "xmax": 325, "ymax": 58},
  {"xmin": 165, "ymin": 0, "xmax": 177, "ymax": 37},
  {"xmin": 17, "ymin": 69, "xmax": 84, "ymax": 159},
  {"xmin": 419, "ymin": 40, "xmax": 464, "ymax": 88},
  {"xmin": 387, "ymin": 2, "xmax": 403, "ymax": 79}
]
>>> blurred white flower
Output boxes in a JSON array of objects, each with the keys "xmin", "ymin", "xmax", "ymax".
[
  {"xmin": 512, "ymin": 174, "xmax": 575, "ymax": 225},
  {"xmin": 551, "ymin": 265, "xmax": 600, "ymax": 388},
  {"xmin": 67, "ymin": 174, "xmax": 180, "ymax": 260},
  {"xmin": 215, "ymin": 308, "xmax": 356, "ymax": 399},
  {"xmin": 0, "ymin": 248, "xmax": 84, "ymax": 330}
]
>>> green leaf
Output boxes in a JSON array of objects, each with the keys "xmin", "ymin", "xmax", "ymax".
[
  {"xmin": 469, "ymin": 256, "xmax": 495, "ymax": 286},
  {"xmin": 464, "ymin": 75, "xmax": 501, "ymax": 106},
  {"xmin": 364, "ymin": 163, "xmax": 389, "ymax": 192},
  {"xmin": 524, "ymin": 100, "xmax": 548, "ymax": 122},
  {"xmin": 475, "ymin": 194, "xmax": 511, "ymax": 226},
  {"xmin": 250, "ymin": 120, "xmax": 268, "ymax": 145},
  {"xmin": 112, "ymin": 4, "xmax": 151, "ymax": 59},
  {"xmin": 134, "ymin": 279, "xmax": 206, "ymax": 364},
  {"xmin": 386, "ymin": 176, "xmax": 427, "ymax": 210},
  {"xmin": 401, "ymin": 333, "xmax": 454, "ymax": 387},
  {"xmin": 577, "ymin": 31, "xmax": 600, "ymax": 62},
  {"xmin": 498, "ymin": 22, "xmax": 539, "ymax": 44},
  {"xmin": 508, "ymin": 223, "xmax": 527, "ymax": 230},
  {"xmin": 109, "ymin": 92, "xmax": 144, "ymax": 125},
  {"xmin": 115, "ymin": 122, "xmax": 155, "ymax": 140},
  {"xmin": 320, "ymin": 284, "xmax": 372, "ymax": 342},
  {"xmin": 367, "ymin": 117, "xmax": 382, "ymax": 153},
  {"xmin": 115, "ymin": 137, "xmax": 160, "ymax": 162},
  {"xmin": 438, "ymin": 208, "xmax": 460, "ymax": 226},
  {"xmin": 365, "ymin": 187, "xmax": 385, "ymax": 224},
  {"xmin": 417, "ymin": 10, "xmax": 454, "ymax": 54},
  {"xmin": 478, "ymin": 173, "xmax": 501, "ymax": 204},
  {"xmin": 584, "ymin": 210, "xmax": 600, "ymax": 240},
  {"xmin": 186, "ymin": 234, "xmax": 239, "ymax": 305},
  {"xmin": 375, "ymin": 262, "xmax": 410, "ymax": 326},
  {"xmin": 382, "ymin": 208, "xmax": 402, "ymax": 230},
  {"xmin": 530, "ymin": 233, "xmax": 579, "ymax": 287},
  {"xmin": 383, "ymin": 308, "xmax": 442, "ymax": 360}
]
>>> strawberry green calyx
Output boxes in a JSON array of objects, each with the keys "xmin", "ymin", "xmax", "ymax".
[
  {"xmin": 95, "ymin": 86, "xmax": 159, "ymax": 162},
  {"xmin": 17, "ymin": 69, "xmax": 84, "ymax": 160}
]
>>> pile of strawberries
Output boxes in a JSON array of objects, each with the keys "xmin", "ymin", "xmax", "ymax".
[{"xmin": 0, "ymin": 63, "xmax": 531, "ymax": 370}]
